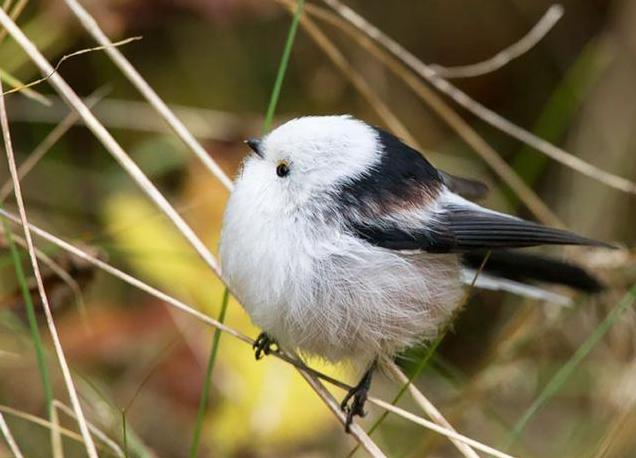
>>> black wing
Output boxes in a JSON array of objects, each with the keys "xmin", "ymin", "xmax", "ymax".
[
  {"xmin": 429, "ymin": 204, "xmax": 610, "ymax": 252},
  {"xmin": 351, "ymin": 203, "xmax": 610, "ymax": 253},
  {"xmin": 341, "ymin": 128, "xmax": 611, "ymax": 253}
]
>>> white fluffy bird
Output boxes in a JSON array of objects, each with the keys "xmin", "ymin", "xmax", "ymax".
[{"xmin": 219, "ymin": 115, "xmax": 609, "ymax": 428}]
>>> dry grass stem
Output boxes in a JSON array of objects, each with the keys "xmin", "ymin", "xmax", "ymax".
[
  {"xmin": 429, "ymin": 5, "xmax": 563, "ymax": 78},
  {"xmin": 53, "ymin": 400, "xmax": 125, "ymax": 458},
  {"xmin": 0, "ymin": 77, "xmax": 98, "ymax": 456},
  {"xmin": 0, "ymin": 0, "xmax": 26, "ymax": 43},
  {"xmin": 0, "ymin": 37, "xmax": 142, "ymax": 98},
  {"xmin": 369, "ymin": 396, "xmax": 515, "ymax": 458},
  {"xmin": 386, "ymin": 361, "xmax": 480, "ymax": 458},
  {"xmin": 0, "ymin": 86, "xmax": 109, "ymax": 201},
  {"xmin": 277, "ymin": 0, "xmax": 416, "ymax": 146},
  {"xmin": 62, "ymin": 0, "xmax": 234, "ymax": 190},
  {"xmin": 8, "ymin": 96, "xmax": 256, "ymax": 141},
  {"xmin": 0, "ymin": 206, "xmax": 507, "ymax": 457},
  {"xmin": 0, "ymin": 9, "xmax": 223, "ymax": 279},
  {"xmin": 295, "ymin": 1, "xmax": 562, "ymax": 227},
  {"xmin": 298, "ymin": 369, "xmax": 387, "ymax": 458},
  {"xmin": 0, "ymin": 411, "xmax": 24, "ymax": 458},
  {"xmin": 321, "ymin": 0, "xmax": 636, "ymax": 196},
  {"xmin": 0, "ymin": 405, "xmax": 117, "ymax": 454},
  {"xmin": 50, "ymin": 403, "xmax": 64, "ymax": 458}
]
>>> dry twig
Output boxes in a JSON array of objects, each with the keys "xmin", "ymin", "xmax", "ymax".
[
  {"xmin": 0, "ymin": 75, "xmax": 98, "ymax": 457},
  {"xmin": 62, "ymin": 0, "xmax": 233, "ymax": 190},
  {"xmin": 430, "ymin": 5, "xmax": 563, "ymax": 78},
  {"xmin": 1, "ymin": 37, "xmax": 142, "ymax": 98},
  {"xmin": 321, "ymin": 0, "xmax": 636, "ymax": 196},
  {"xmin": 0, "ymin": 411, "xmax": 23, "ymax": 458}
]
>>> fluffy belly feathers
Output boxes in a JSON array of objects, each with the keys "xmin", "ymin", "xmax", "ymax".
[{"xmin": 220, "ymin": 212, "xmax": 463, "ymax": 364}]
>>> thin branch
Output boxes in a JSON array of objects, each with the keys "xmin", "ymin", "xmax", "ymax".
[
  {"xmin": 321, "ymin": 0, "xmax": 636, "ymax": 196},
  {"xmin": 430, "ymin": 5, "xmax": 564, "ymax": 78},
  {"xmin": 0, "ymin": 77, "xmax": 98, "ymax": 457},
  {"xmin": 62, "ymin": 0, "xmax": 233, "ymax": 190},
  {"xmin": 385, "ymin": 361, "xmax": 479, "ymax": 458},
  {"xmin": 0, "ymin": 86, "xmax": 109, "ymax": 202},
  {"xmin": 0, "ymin": 412, "xmax": 24, "ymax": 458}
]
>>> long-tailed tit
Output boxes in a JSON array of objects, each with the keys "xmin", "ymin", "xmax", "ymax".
[{"xmin": 219, "ymin": 115, "xmax": 610, "ymax": 429}]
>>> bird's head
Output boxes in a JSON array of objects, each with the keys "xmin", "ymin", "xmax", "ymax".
[{"xmin": 239, "ymin": 115, "xmax": 380, "ymax": 210}]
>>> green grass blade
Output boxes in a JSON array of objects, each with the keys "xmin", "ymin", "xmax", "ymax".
[
  {"xmin": 504, "ymin": 283, "xmax": 636, "ymax": 450},
  {"xmin": 188, "ymin": 288, "xmax": 229, "ymax": 458},
  {"xmin": 0, "ymin": 206, "xmax": 54, "ymax": 412},
  {"xmin": 189, "ymin": 4, "xmax": 305, "ymax": 455},
  {"xmin": 262, "ymin": 0, "xmax": 305, "ymax": 134}
]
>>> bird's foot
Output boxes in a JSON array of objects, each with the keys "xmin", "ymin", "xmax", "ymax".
[
  {"xmin": 340, "ymin": 365, "xmax": 375, "ymax": 432},
  {"xmin": 253, "ymin": 332, "xmax": 278, "ymax": 360}
]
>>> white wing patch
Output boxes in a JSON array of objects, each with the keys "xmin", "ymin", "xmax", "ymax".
[{"xmin": 462, "ymin": 268, "xmax": 572, "ymax": 306}]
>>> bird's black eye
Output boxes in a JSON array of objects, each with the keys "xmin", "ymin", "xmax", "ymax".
[{"xmin": 276, "ymin": 162, "xmax": 290, "ymax": 177}]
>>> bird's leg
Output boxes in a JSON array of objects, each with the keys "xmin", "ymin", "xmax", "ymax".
[
  {"xmin": 341, "ymin": 361, "xmax": 376, "ymax": 432},
  {"xmin": 253, "ymin": 332, "xmax": 278, "ymax": 360}
]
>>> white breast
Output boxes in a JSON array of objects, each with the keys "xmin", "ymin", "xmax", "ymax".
[{"xmin": 220, "ymin": 160, "xmax": 464, "ymax": 366}]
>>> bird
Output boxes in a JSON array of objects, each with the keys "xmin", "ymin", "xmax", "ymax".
[{"xmin": 219, "ymin": 115, "xmax": 611, "ymax": 430}]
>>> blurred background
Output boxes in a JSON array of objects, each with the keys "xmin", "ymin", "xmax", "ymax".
[{"xmin": 0, "ymin": 0, "xmax": 635, "ymax": 456}]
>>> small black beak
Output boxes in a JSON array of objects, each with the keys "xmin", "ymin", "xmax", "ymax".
[{"xmin": 245, "ymin": 138, "xmax": 263, "ymax": 157}]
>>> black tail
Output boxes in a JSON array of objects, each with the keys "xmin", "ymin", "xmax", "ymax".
[{"xmin": 462, "ymin": 250, "xmax": 604, "ymax": 293}]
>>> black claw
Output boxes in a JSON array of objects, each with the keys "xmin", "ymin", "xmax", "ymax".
[
  {"xmin": 253, "ymin": 332, "xmax": 277, "ymax": 360},
  {"xmin": 341, "ymin": 363, "xmax": 375, "ymax": 432}
]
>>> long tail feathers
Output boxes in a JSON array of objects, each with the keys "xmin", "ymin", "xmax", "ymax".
[
  {"xmin": 461, "ymin": 250, "xmax": 605, "ymax": 305},
  {"xmin": 461, "ymin": 269, "xmax": 573, "ymax": 305}
]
